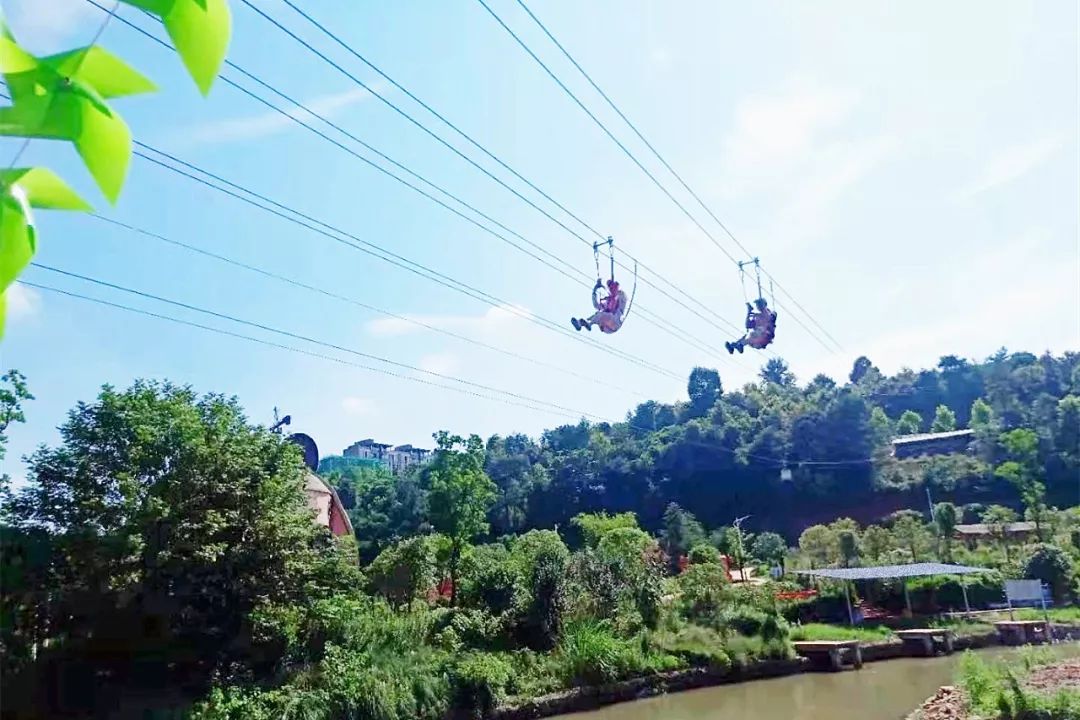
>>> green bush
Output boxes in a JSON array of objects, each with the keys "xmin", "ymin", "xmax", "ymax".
[
  {"xmin": 716, "ymin": 608, "xmax": 790, "ymax": 642},
  {"xmin": 651, "ymin": 625, "xmax": 730, "ymax": 669},
  {"xmin": 367, "ymin": 537, "xmax": 437, "ymax": 607},
  {"xmin": 449, "ymin": 653, "xmax": 513, "ymax": 719},
  {"xmin": 676, "ymin": 563, "xmax": 730, "ymax": 622},
  {"xmin": 517, "ymin": 545, "xmax": 568, "ymax": 651},
  {"xmin": 458, "ymin": 544, "xmax": 517, "ymax": 615},
  {"xmin": 687, "ymin": 543, "xmax": 722, "ymax": 565},
  {"xmin": 556, "ymin": 621, "xmax": 675, "ymax": 686},
  {"xmin": 1023, "ymin": 543, "xmax": 1074, "ymax": 602}
]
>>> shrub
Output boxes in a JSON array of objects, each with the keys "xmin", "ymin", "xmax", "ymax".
[
  {"xmin": 367, "ymin": 537, "xmax": 437, "ymax": 607},
  {"xmin": 1023, "ymin": 543, "xmax": 1074, "ymax": 602},
  {"xmin": 449, "ymin": 653, "xmax": 512, "ymax": 719},
  {"xmin": 458, "ymin": 544, "xmax": 516, "ymax": 615},
  {"xmin": 716, "ymin": 607, "xmax": 789, "ymax": 642},
  {"xmin": 517, "ymin": 545, "xmax": 568, "ymax": 651},
  {"xmin": 676, "ymin": 563, "xmax": 730, "ymax": 622},
  {"xmin": 651, "ymin": 625, "xmax": 730, "ymax": 669},
  {"xmin": 555, "ymin": 622, "xmax": 677, "ymax": 687},
  {"xmin": 687, "ymin": 543, "xmax": 721, "ymax": 565}
]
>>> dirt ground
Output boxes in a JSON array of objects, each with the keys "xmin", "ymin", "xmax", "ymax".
[{"xmin": 910, "ymin": 658, "xmax": 1080, "ymax": 720}]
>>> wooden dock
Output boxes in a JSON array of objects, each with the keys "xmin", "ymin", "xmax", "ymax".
[
  {"xmin": 993, "ymin": 620, "xmax": 1050, "ymax": 645},
  {"xmin": 894, "ymin": 628, "xmax": 956, "ymax": 656},
  {"xmin": 792, "ymin": 640, "xmax": 863, "ymax": 671}
]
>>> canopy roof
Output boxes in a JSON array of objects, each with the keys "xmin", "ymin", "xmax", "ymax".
[{"xmin": 797, "ymin": 562, "xmax": 991, "ymax": 581}]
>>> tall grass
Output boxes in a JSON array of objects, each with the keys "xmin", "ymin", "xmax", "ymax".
[
  {"xmin": 788, "ymin": 623, "xmax": 893, "ymax": 642},
  {"xmin": 956, "ymin": 648, "xmax": 1080, "ymax": 720}
]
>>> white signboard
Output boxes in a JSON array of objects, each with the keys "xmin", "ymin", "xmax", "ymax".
[{"xmin": 1005, "ymin": 579, "xmax": 1044, "ymax": 603}]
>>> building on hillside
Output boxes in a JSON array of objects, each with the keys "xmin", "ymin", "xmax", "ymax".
[
  {"xmin": 891, "ymin": 429, "xmax": 974, "ymax": 459},
  {"xmin": 386, "ymin": 444, "xmax": 432, "ymax": 474},
  {"xmin": 954, "ymin": 521, "xmax": 1037, "ymax": 548},
  {"xmin": 304, "ymin": 471, "xmax": 353, "ymax": 537},
  {"xmin": 343, "ymin": 438, "xmax": 432, "ymax": 474},
  {"xmin": 344, "ymin": 438, "xmax": 393, "ymax": 461}
]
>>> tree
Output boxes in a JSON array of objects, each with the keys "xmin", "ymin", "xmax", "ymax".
[
  {"xmin": 981, "ymin": 505, "xmax": 1019, "ymax": 561},
  {"xmin": 425, "ymin": 432, "xmax": 496, "ymax": 605},
  {"xmin": 366, "ymin": 536, "xmax": 436, "ymax": 607},
  {"xmin": 0, "ymin": 369, "xmax": 32, "ymax": 460},
  {"xmin": 761, "ymin": 357, "xmax": 796, "ymax": 387},
  {"xmin": 836, "ymin": 530, "xmax": 860, "ymax": 567},
  {"xmin": 934, "ymin": 502, "xmax": 959, "ymax": 561},
  {"xmin": 1023, "ymin": 544, "xmax": 1073, "ymax": 603},
  {"xmin": 661, "ymin": 503, "xmax": 705, "ymax": 564},
  {"xmin": 996, "ymin": 428, "xmax": 1049, "ymax": 539},
  {"xmin": 686, "ymin": 367, "xmax": 722, "ymax": 418},
  {"xmin": 891, "ymin": 515, "xmax": 932, "ymax": 562},
  {"xmin": 798, "ymin": 524, "xmax": 836, "ymax": 567},
  {"xmin": 750, "ymin": 531, "xmax": 787, "ymax": 567},
  {"xmin": 850, "ymin": 356, "xmax": 878, "ymax": 385},
  {"xmin": 970, "ymin": 398, "xmax": 995, "ymax": 431},
  {"xmin": 5, "ymin": 381, "xmax": 359, "ymax": 699},
  {"xmin": 931, "ymin": 404, "xmax": 957, "ymax": 432},
  {"xmin": 897, "ymin": 410, "xmax": 923, "ymax": 436},
  {"xmin": 862, "ymin": 525, "xmax": 893, "ymax": 562},
  {"xmin": 869, "ymin": 407, "xmax": 895, "ymax": 447},
  {"xmin": 571, "ymin": 511, "xmax": 639, "ymax": 548}
]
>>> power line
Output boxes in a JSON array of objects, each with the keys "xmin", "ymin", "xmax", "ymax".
[
  {"xmin": 86, "ymin": 212, "xmax": 649, "ymax": 399},
  {"xmin": 23, "ymin": 281, "xmax": 582, "ymax": 420},
  {"xmin": 80, "ymin": 0, "xmax": 742, "ymax": 358},
  {"xmin": 31, "ymin": 263, "xmax": 611, "ymax": 419},
  {"xmin": 229, "ymin": 0, "xmax": 746, "ymax": 337},
  {"xmin": 27, "ymin": 278, "xmax": 871, "ymax": 468},
  {"xmin": 475, "ymin": 0, "xmax": 843, "ymax": 353}
]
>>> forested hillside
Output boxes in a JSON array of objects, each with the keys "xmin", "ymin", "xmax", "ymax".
[{"xmin": 328, "ymin": 350, "xmax": 1080, "ymax": 560}]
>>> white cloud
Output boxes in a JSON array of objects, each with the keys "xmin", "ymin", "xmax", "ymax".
[
  {"xmin": 341, "ymin": 396, "xmax": 377, "ymax": 417},
  {"xmin": 4, "ymin": 0, "xmax": 99, "ymax": 53},
  {"xmin": 418, "ymin": 352, "xmax": 459, "ymax": 375},
  {"xmin": 954, "ymin": 134, "xmax": 1066, "ymax": 201},
  {"xmin": 366, "ymin": 305, "xmax": 528, "ymax": 338},
  {"xmin": 5, "ymin": 282, "xmax": 41, "ymax": 322},
  {"xmin": 722, "ymin": 82, "xmax": 859, "ymax": 186},
  {"xmin": 180, "ymin": 87, "xmax": 377, "ymax": 147}
]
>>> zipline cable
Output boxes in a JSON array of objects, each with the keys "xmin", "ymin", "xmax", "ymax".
[
  {"xmin": 86, "ymin": 213, "xmax": 650, "ymax": 399},
  {"xmin": 27, "ymin": 277, "xmax": 872, "ymax": 468},
  {"xmin": 475, "ymin": 0, "xmax": 843, "ymax": 353},
  {"xmin": 227, "ymin": 0, "xmax": 746, "ymax": 335},
  {"xmin": 23, "ymin": 281, "xmax": 580, "ymax": 420},
  {"xmin": 78, "ymin": 0, "xmax": 744, "ymax": 356},
  {"xmin": 31, "ymin": 263, "xmax": 609, "ymax": 419},
  {"xmin": 130, "ymin": 148, "xmax": 686, "ymax": 381},
  {"xmin": 513, "ymin": 0, "xmax": 844, "ymax": 352}
]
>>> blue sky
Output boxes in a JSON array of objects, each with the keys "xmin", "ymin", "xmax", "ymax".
[{"xmin": 2, "ymin": 0, "xmax": 1077, "ymax": 479}]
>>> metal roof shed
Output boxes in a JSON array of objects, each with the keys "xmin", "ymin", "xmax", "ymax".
[{"xmin": 797, "ymin": 563, "xmax": 993, "ymax": 623}]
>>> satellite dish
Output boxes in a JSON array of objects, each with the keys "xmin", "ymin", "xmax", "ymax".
[{"xmin": 288, "ymin": 433, "xmax": 319, "ymax": 472}]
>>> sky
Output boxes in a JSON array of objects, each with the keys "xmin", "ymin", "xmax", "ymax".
[{"xmin": 2, "ymin": 0, "xmax": 1077, "ymax": 480}]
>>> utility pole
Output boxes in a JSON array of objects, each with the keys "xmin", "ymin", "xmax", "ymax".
[{"xmin": 733, "ymin": 515, "xmax": 751, "ymax": 582}]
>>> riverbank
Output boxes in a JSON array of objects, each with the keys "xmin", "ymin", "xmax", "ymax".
[
  {"xmin": 909, "ymin": 656, "xmax": 1080, "ymax": 720},
  {"xmin": 494, "ymin": 630, "xmax": 1003, "ymax": 719}
]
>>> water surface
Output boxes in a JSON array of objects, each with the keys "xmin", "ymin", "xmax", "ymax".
[{"xmin": 561, "ymin": 644, "xmax": 1079, "ymax": 720}]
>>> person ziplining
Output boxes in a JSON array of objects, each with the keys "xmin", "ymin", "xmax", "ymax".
[
  {"xmin": 726, "ymin": 258, "xmax": 778, "ymax": 354},
  {"xmin": 572, "ymin": 237, "xmax": 634, "ymax": 333}
]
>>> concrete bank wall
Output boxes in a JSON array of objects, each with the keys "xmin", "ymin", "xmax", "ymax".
[{"xmin": 494, "ymin": 631, "xmax": 1004, "ymax": 720}]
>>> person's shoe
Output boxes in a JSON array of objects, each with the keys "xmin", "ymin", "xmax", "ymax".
[
  {"xmin": 725, "ymin": 342, "xmax": 734, "ymax": 355},
  {"xmin": 737, "ymin": 344, "xmax": 745, "ymax": 354},
  {"xmin": 571, "ymin": 318, "xmax": 581, "ymax": 331},
  {"xmin": 584, "ymin": 322, "xmax": 593, "ymax": 331}
]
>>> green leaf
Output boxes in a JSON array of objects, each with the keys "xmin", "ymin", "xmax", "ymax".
[
  {"xmin": 121, "ymin": 0, "xmax": 231, "ymax": 95},
  {"xmin": 0, "ymin": 191, "xmax": 36, "ymax": 291},
  {"xmin": 0, "ymin": 22, "xmax": 37, "ymax": 75},
  {"xmin": 0, "ymin": 287, "xmax": 7, "ymax": 339},
  {"xmin": 0, "ymin": 168, "xmax": 91, "ymax": 211},
  {"xmin": 41, "ymin": 46, "xmax": 156, "ymax": 98},
  {"xmin": 0, "ymin": 79, "xmax": 132, "ymax": 203}
]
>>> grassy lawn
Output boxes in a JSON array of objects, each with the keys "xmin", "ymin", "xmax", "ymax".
[
  {"xmin": 789, "ymin": 623, "xmax": 894, "ymax": 642},
  {"xmin": 1013, "ymin": 607, "xmax": 1080, "ymax": 623}
]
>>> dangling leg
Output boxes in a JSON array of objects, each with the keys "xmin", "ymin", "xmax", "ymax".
[{"xmin": 571, "ymin": 318, "xmax": 581, "ymax": 331}]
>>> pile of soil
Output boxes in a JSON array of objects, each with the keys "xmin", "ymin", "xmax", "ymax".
[
  {"xmin": 910, "ymin": 685, "xmax": 968, "ymax": 720},
  {"xmin": 1026, "ymin": 658, "xmax": 1080, "ymax": 693}
]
